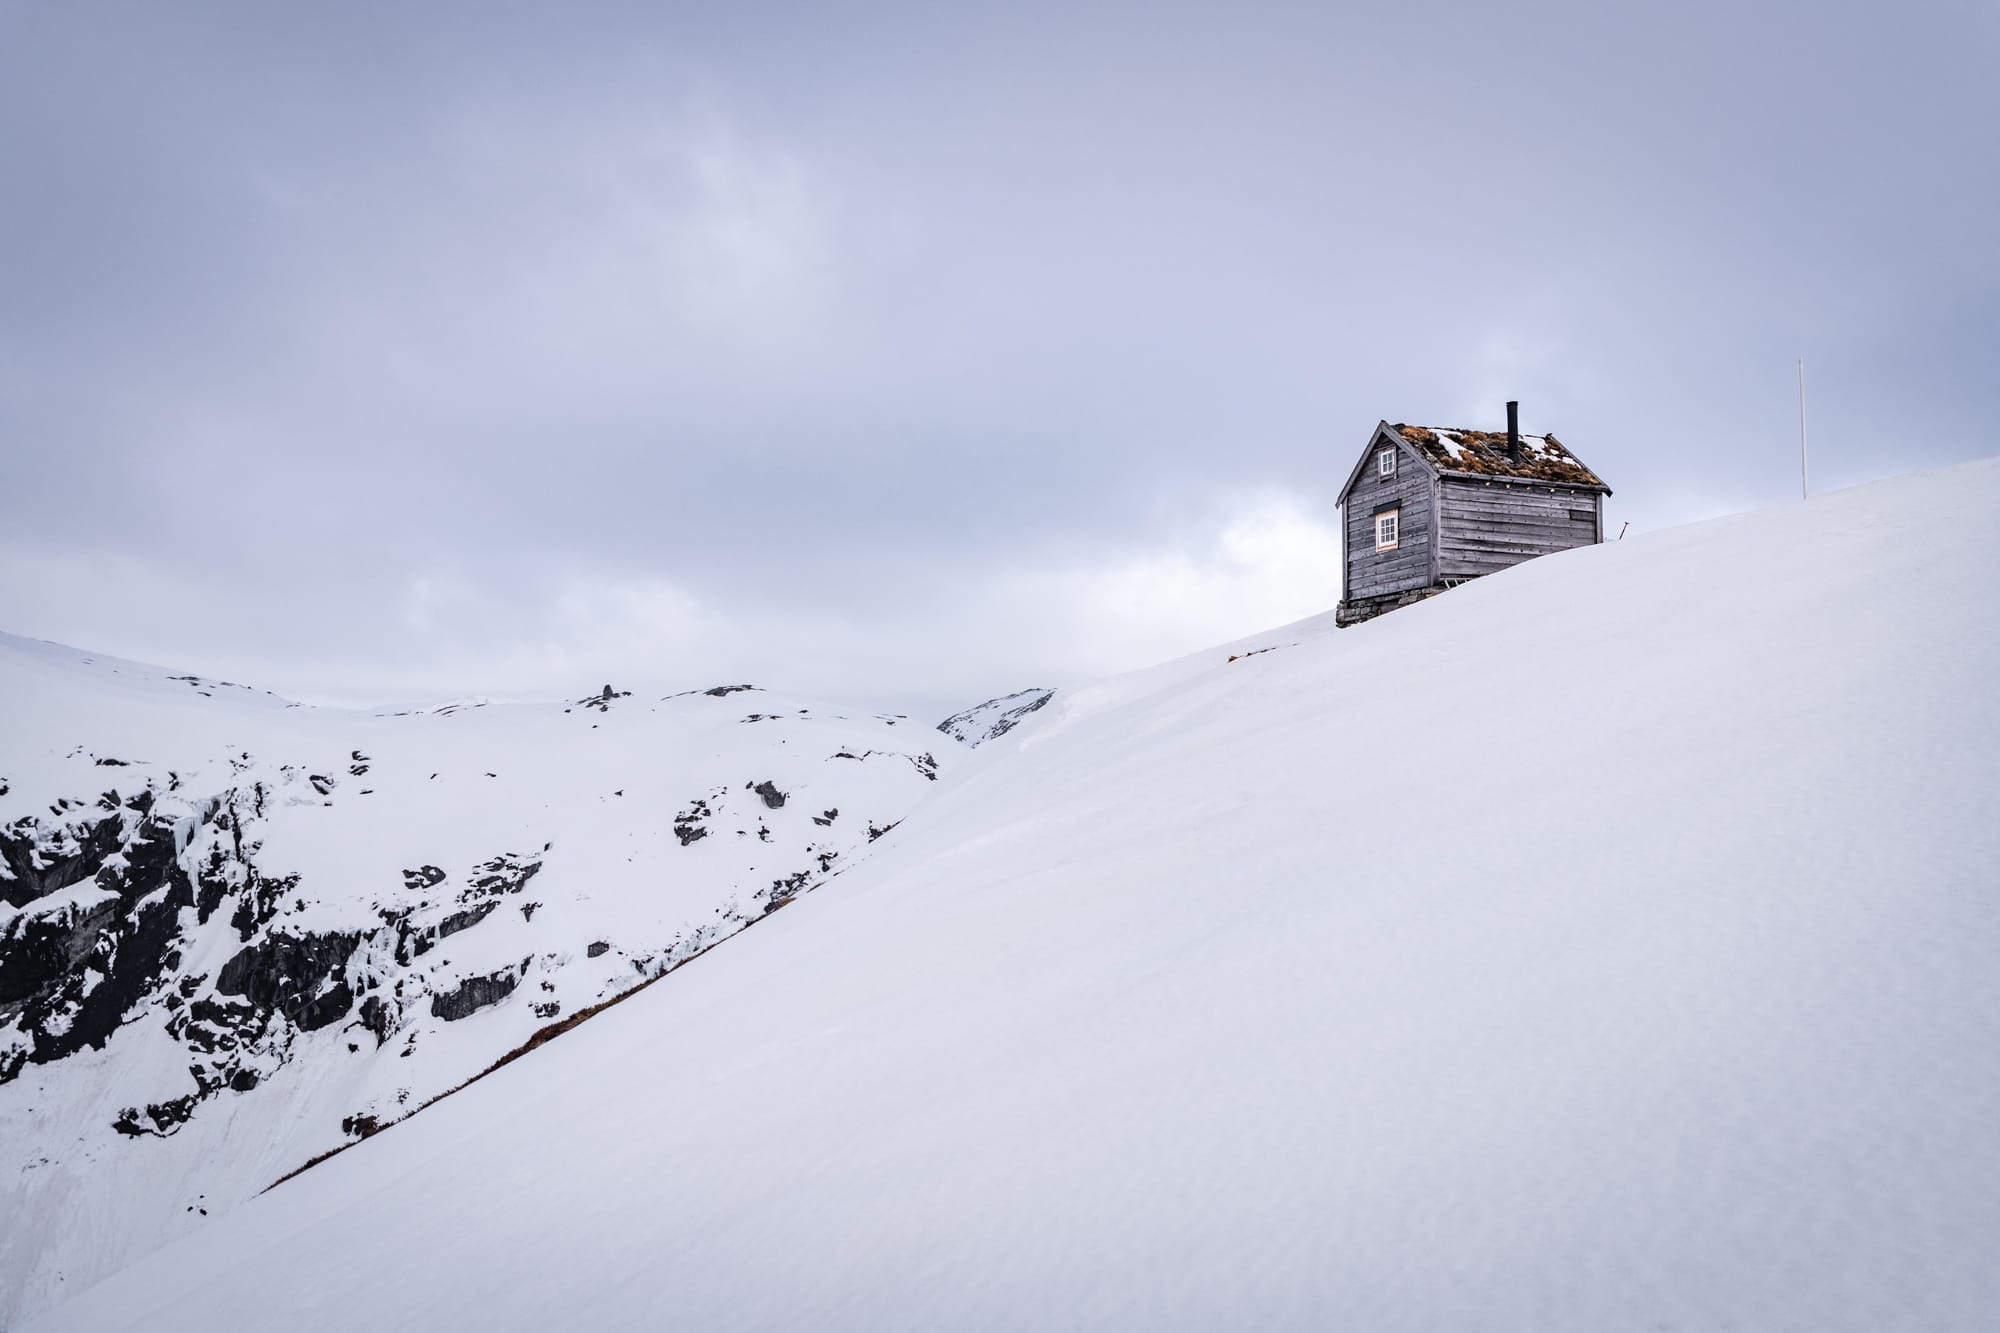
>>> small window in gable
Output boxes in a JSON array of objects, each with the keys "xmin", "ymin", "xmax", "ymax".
[
  {"xmin": 1374, "ymin": 509, "xmax": 1400, "ymax": 551},
  {"xmin": 1377, "ymin": 449, "xmax": 1396, "ymax": 478}
]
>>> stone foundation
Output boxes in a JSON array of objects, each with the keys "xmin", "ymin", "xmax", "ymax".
[{"xmin": 1335, "ymin": 586, "xmax": 1447, "ymax": 627}]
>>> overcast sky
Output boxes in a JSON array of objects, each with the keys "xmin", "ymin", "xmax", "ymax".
[{"xmin": 3, "ymin": 1, "xmax": 1994, "ymax": 715}]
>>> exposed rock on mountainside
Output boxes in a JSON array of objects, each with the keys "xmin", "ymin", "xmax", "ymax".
[
  {"xmin": 0, "ymin": 636, "xmax": 951, "ymax": 1325},
  {"xmin": 936, "ymin": 688, "xmax": 1055, "ymax": 747}
]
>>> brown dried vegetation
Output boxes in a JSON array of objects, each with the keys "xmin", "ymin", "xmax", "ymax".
[{"xmin": 1391, "ymin": 424, "xmax": 1605, "ymax": 488}]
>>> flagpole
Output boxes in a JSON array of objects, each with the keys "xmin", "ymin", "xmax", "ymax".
[{"xmin": 1798, "ymin": 359, "xmax": 1809, "ymax": 499}]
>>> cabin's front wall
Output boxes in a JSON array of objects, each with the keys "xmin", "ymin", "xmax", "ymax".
[
  {"xmin": 1344, "ymin": 436, "xmax": 1435, "ymax": 600},
  {"xmin": 1436, "ymin": 476, "xmax": 1602, "ymax": 581}
]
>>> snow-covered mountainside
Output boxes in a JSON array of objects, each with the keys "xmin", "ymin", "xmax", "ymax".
[
  {"xmin": 16, "ymin": 459, "xmax": 2000, "ymax": 1332},
  {"xmin": 935, "ymin": 687, "xmax": 1054, "ymax": 747},
  {"xmin": 0, "ymin": 651, "xmax": 950, "ymax": 1324}
]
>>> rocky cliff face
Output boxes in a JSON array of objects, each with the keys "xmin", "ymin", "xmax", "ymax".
[
  {"xmin": 936, "ymin": 688, "xmax": 1055, "ymax": 748},
  {"xmin": 1, "ymin": 764, "xmax": 578, "ymax": 1141},
  {"xmin": 0, "ymin": 635, "xmax": 949, "ymax": 1325}
]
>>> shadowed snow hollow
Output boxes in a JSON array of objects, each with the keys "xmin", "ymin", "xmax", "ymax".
[{"xmin": 18, "ymin": 460, "xmax": 2000, "ymax": 1332}]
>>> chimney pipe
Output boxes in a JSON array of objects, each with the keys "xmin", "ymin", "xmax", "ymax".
[{"xmin": 1506, "ymin": 401, "xmax": 1520, "ymax": 457}]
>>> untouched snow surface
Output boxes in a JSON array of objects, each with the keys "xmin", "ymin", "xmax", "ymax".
[{"xmin": 21, "ymin": 461, "xmax": 2000, "ymax": 1331}]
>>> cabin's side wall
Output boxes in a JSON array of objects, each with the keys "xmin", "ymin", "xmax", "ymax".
[
  {"xmin": 1344, "ymin": 439, "xmax": 1434, "ymax": 600},
  {"xmin": 1436, "ymin": 477, "xmax": 1603, "ymax": 580}
]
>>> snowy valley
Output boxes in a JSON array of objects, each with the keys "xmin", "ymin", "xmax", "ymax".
[
  {"xmin": 6, "ymin": 460, "xmax": 2000, "ymax": 1331},
  {"xmin": 0, "ymin": 653, "xmax": 955, "ymax": 1323}
]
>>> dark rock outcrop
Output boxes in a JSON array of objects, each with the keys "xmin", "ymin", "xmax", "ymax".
[
  {"xmin": 438, "ymin": 901, "xmax": 499, "ymax": 940},
  {"xmin": 577, "ymin": 685, "xmax": 631, "ymax": 712},
  {"xmin": 112, "ymin": 1093, "xmax": 198, "ymax": 1138},
  {"xmin": 430, "ymin": 967, "xmax": 522, "ymax": 1021},
  {"xmin": 293, "ymin": 981, "xmax": 355, "ymax": 1032},
  {"xmin": 464, "ymin": 852, "xmax": 543, "ymax": 901},
  {"xmin": 936, "ymin": 688, "xmax": 1055, "ymax": 747},
  {"xmin": 215, "ymin": 931, "xmax": 364, "ymax": 1020},
  {"xmin": 0, "ymin": 892, "xmax": 123, "ymax": 1010},
  {"xmin": 402, "ymin": 865, "xmax": 447, "ymax": 893},
  {"xmin": 359, "ymin": 994, "xmax": 395, "ymax": 1046},
  {"xmin": 1, "ymin": 806, "xmax": 203, "ymax": 1076},
  {"xmin": 1, "ymin": 805, "xmax": 127, "ymax": 909}
]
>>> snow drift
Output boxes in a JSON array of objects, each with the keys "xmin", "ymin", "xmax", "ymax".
[{"xmin": 16, "ymin": 460, "xmax": 2000, "ymax": 1331}]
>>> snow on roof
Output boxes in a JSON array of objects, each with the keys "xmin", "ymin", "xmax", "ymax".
[{"xmin": 1392, "ymin": 423, "xmax": 1608, "ymax": 489}]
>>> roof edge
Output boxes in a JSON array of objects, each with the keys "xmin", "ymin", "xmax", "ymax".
[
  {"xmin": 1336, "ymin": 422, "xmax": 1438, "ymax": 506},
  {"xmin": 1436, "ymin": 470, "xmax": 1612, "ymax": 495}
]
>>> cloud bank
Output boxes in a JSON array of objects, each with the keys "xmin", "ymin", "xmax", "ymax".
[{"xmin": 2, "ymin": 2, "xmax": 1993, "ymax": 711}]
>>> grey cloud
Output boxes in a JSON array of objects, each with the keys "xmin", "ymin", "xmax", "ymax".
[{"xmin": 2, "ymin": 0, "xmax": 1994, "ymax": 708}]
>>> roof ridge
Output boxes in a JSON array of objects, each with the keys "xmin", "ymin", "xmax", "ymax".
[
  {"xmin": 1385, "ymin": 421, "xmax": 1607, "ymax": 491},
  {"xmin": 1395, "ymin": 423, "xmax": 1550, "ymax": 438}
]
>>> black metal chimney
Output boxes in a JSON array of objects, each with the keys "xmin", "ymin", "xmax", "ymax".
[{"xmin": 1506, "ymin": 401, "xmax": 1521, "ymax": 457}]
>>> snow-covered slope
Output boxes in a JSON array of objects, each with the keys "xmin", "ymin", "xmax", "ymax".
[
  {"xmin": 0, "ymin": 651, "xmax": 948, "ymax": 1324},
  {"xmin": 20, "ymin": 460, "xmax": 2000, "ymax": 1331}
]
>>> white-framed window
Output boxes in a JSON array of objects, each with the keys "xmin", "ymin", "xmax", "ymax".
[
  {"xmin": 1377, "ymin": 449, "xmax": 1396, "ymax": 478},
  {"xmin": 1375, "ymin": 509, "xmax": 1400, "ymax": 551}
]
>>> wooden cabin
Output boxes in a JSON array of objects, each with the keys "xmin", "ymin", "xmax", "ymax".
[{"xmin": 1336, "ymin": 403, "xmax": 1611, "ymax": 625}]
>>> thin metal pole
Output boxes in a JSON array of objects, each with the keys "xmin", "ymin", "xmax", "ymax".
[{"xmin": 1798, "ymin": 359, "xmax": 1809, "ymax": 499}]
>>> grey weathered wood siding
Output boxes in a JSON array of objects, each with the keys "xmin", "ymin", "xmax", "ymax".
[
  {"xmin": 1344, "ymin": 441, "xmax": 1435, "ymax": 599},
  {"xmin": 1435, "ymin": 477, "xmax": 1602, "ymax": 580}
]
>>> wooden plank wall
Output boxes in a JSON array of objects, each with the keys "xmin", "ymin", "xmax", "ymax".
[
  {"xmin": 1344, "ymin": 441, "xmax": 1434, "ymax": 599},
  {"xmin": 1437, "ymin": 478, "xmax": 1601, "ymax": 580}
]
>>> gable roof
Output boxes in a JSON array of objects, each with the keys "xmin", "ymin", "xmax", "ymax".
[
  {"xmin": 1335, "ymin": 421, "xmax": 1439, "ymax": 504},
  {"xmin": 1389, "ymin": 423, "xmax": 1609, "ymax": 491}
]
